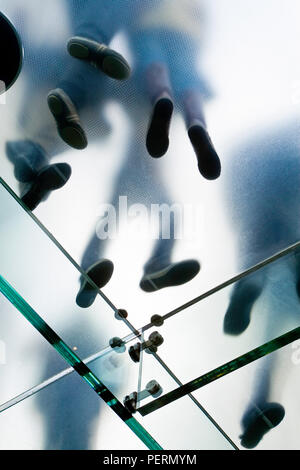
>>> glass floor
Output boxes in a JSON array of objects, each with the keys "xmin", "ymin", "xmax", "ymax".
[{"xmin": 0, "ymin": 0, "xmax": 300, "ymax": 450}]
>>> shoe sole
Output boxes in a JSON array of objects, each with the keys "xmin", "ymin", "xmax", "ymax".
[
  {"xmin": 188, "ymin": 125, "xmax": 221, "ymax": 180},
  {"xmin": 48, "ymin": 93, "xmax": 88, "ymax": 150},
  {"xmin": 102, "ymin": 54, "xmax": 131, "ymax": 80},
  {"xmin": 223, "ymin": 281, "xmax": 264, "ymax": 335},
  {"xmin": 76, "ymin": 259, "xmax": 114, "ymax": 308},
  {"xmin": 68, "ymin": 39, "xmax": 130, "ymax": 81},
  {"xmin": 68, "ymin": 41, "xmax": 90, "ymax": 59},
  {"xmin": 140, "ymin": 260, "xmax": 200, "ymax": 293},
  {"xmin": 240, "ymin": 403, "xmax": 285, "ymax": 449},
  {"xmin": 146, "ymin": 97, "xmax": 173, "ymax": 158},
  {"xmin": 21, "ymin": 163, "xmax": 72, "ymax": 211}
]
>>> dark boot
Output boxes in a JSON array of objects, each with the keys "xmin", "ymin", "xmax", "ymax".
[
  {"xmin": 145, "ymin": 63, "xmax": 174, "ymax": 158},
  {"xmin": 183, "ymin": 90, "xmax": 221, "ymax": 180},
  {"xmin": 76, "ymin": 259, "xmax": 114, "ymax": 308}
]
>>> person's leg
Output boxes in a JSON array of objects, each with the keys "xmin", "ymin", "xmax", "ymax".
[
  {"xmin": 75, "ymin": 130, "xmax": 152, "ymax": 308},
  {"xmin": 224, "ymin": 204, "xmax": 300, "ymax": 335},
  {"xmin": 5, "ymin": 42, "xmax": 73, "ymax": 210},
  {"xmin": 66, "ymin": 0, "xmax": 130, "ymax": 81},
  {"xmin": 239, "ymin": 282, "xmax": 293, "ymax": 449},
  {"xmin": 19, "ymin": 163, "xmax": 72, "ymax": 211},
  {"xmin": 140, "ymin": 214, "xmax": 200, "ymax": 292},
  {"xmin": 76, "ymin": 233, "xmax": 114, "ymax": 309},
  {"xmin": 76, "ymin": 110, "xmax": 159, "ymax": 307},
  {"xmin": 6, "ymin": 140, "xmax": 49, "ymax": 183},
  {"xmin": 223, "ymin": 270, "xmax": 266, "ymax": 335},
  {"xmin": 48, "ymin": 0, "xmax": 131, "ymax": 150},
  {"xmin": 223, "ymin": 214, "xmax": 281, "ymax": 336},
  {"xmin": 183, "ymin": 90, "xmax": 221, "ymax": 180},
  {"xmin": 77, "ymin": 99, "xmax": 189, "ymax": 304},
  {"xmin": 145, "ymin": 64, "xmax": 174, "ymax": 159},
  {"xmin": 165, "ymin": 31, "xmax": 221, "ymax": 180},
  {"xmin": 48, "ymin": 40, "xmax": 115, "ymax": 148},
  {"xmin": 36, "ymin": 351, "xmax": 102, "ymax": 450},
  {"xmin": 238, "ymin": 219, "xmax": 300, "ymax": 447},
  {"xmin": 223, "ymin": 126, "xmax": 300, "ymax": 446},
  {"xmin": 128, "ymin": 30, "xmax": 174, "ymax": 158},
  {"xmin": 47, "ymin": 48, "xmax": 106, "ymax": 149},
  {"xmin": 240, "ymin": 354, "xmax": 285, "ymax": 449}
]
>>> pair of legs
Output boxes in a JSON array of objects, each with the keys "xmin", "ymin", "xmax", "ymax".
[
  {"xmin": 223, "ymin": 124, "xmax": 300, "ymax": 447},
  {"xmin": 128, "ymin": 29, "xmax": 221, "ymax": 180},
  {"xmin": 223, "ymin": 232, "xmax": 299, "ymax": 448},
  {"xmin": 76, "ymin": 106, "xmax": 201, "ymax": 308},
  {"xmin": 5, "ymin": 43, "xmax": 75, "ymax": 210},
  {"xmin": 47, "ymin": 0, "xmax": 135, "ymax": 150},
  {"xmin": 7, "ymin": 2, "xmax": 129, "ymax": 206}
]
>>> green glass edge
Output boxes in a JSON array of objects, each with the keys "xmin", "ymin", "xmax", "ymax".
[{"xmin": 0, "ymin": 274, "xmax": 162, "ymax": 450}]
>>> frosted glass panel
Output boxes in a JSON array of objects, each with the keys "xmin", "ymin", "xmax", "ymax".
[{"xmin": 0, "ymin": 0, "xmax": 299, "ymax": 451}]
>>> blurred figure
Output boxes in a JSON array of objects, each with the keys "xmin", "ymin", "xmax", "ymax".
[
  {"xmin": 223, "ymin": 122, "xmax": 300, "ymax": 447},
  {"xmin": 129, "ymin": 0, "xmax": 221, "ymax": 180},
  {"xmin": 46, "ymin": 0, "xmax": 220, "ymax": 178},
  {"xmin": 47, "ymin": 0, "xmax": 136, "ymax": 151},
  {"xmin": 76, "ymin": 80, "xmax": 201, "ymax": 307},
  {"xmin": 8, "ymin": 0, "xmax": 220, "ymax": 210},
  {"xmin": 75, "ymin": 0, "xmax": 219, "ymax": 304},
  {"xmin": 4, "ymin": 0, "xmax": 218, "ymax": 448},
  {"xmin": 6, "ymin": 0, "xmax": 135, "ymax": 209},
  {"xmin": 8, "ymin": 0, "xmax": 214, "ymax": 303}
]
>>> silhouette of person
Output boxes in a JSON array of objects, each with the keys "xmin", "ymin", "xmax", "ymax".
[{"xmin": 223, "ymin": 122, "xmax": 300, "ymax": 447}]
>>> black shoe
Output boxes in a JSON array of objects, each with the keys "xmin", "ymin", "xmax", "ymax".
[
  {"xmin": 21, "ymin": 163, "xmax": 72, "ymax": 211},
  {"xmin": 76, "ymin": 259, "xmax": 114, "ymax": 308},
  {"xmin": 6, "ymin": 140, "xmax": 48, "ymax": 183},
  {"xmin": 240, "ymin": 403, "xmax": 285, "ymax": 449},
  {"xmin": 67, "ymin": 36, "xmax": 130, "ymax": 81},
  {"xmin": 140, "ymin": 259, "xmax": 200, "ymax": 293},
  {"xmin": 146, "ymin": 93, "xmax": 174, "ymax": 158},
  {"xmin": 223, "ymin": 280, "xmax": 264, "ymax": 335},
  {"xmin": 223, "ymin": 279, "xmax": 264, "ymax": 335},
  {"xmin": 47, "ymin": 88, "xmax": 87, "ymax": 150},
  {"xmin": 188, "ymin": 125, "xmax": 221, "ymax": 180}
]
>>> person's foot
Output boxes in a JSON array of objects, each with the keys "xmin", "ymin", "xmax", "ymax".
[
  {"xmin": 240, "ymin": 403, "xmax": 285, "ymax": 449},
  {"xmin": 223, "ymin": 278, "xmax": 264, "ymax": 335},
  {"xmin": 47, "ymin": 88, "xmax": 87, "ymax": 150},
  {"xmin": 188, "ymin": 124, "xmax": 221, "ymax": 180},
  {"xmin": 6, "ymin": 140, "xmax": 48, "ymax": 182},
  {"xmin": 21, "ymin": 163, "xmax": 72, "ymax": 211},
  {"xmin": 146, "ymin": 92, "xmax": 174, "ymax": 158},
  {"xmin": 76, "ymin": 259, "xmax": 114, "ymax": 308},
  {"xmin": 140, "ymin": 259, "xmax": 200, "ymax": 293},
  {"xmin": 67, "ymin": 36, "xmax": 130, "ymax": 81}
]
